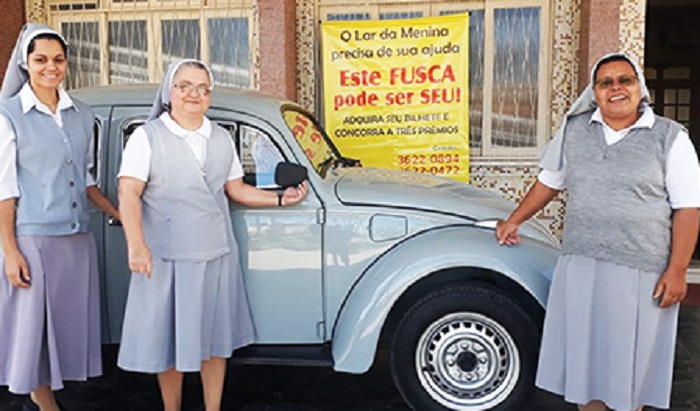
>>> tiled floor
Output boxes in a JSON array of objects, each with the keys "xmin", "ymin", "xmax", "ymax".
[{"xmin": 2, "ymin": 306, "xmax": 700, "ymax": 411}]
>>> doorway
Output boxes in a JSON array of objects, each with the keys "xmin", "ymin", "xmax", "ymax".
[{"xmin": 645, "ymin": 0, "xmax": 700, "ymax": 264}]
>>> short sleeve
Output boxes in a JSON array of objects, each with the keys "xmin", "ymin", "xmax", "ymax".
[
  {"xmin": 0, "ymin": 113, "xmax": 19, "ymax": 201},
  {"xmin": 666, "ymin": 130, "xmax": 700, "ymax": 209},
  {"xmin": 538, "ymin": 153, "xmax": 567, "ymax": 190},
  {"xmin": 118, "ymin": 126, "xmax": 152, "ymax": 182}
]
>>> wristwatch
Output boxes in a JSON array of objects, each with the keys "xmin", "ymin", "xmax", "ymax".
[{"xmin": 277, "ymin": 192, "xmax": 283, "ymax": 207}]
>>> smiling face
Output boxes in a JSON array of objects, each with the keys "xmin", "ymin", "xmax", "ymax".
[
  {"xmin": 169, "ymin": 65, "xmax": 212, "ymax": 121},
  {"xmin": 26, "ymin": 38, "xmax": 67, "ymax": 92},
  {"xmin": 593, "ymin": 60, "xmax": 642, "ymax": 130}
]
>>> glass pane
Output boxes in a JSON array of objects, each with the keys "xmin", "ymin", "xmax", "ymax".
[
  {"xmin": 469, "ymin": 10, "xmax": 484, "ymax": 150},
  {"xmin": 61, "ymin": 21, "xmax": 100, "ymax": 89},
  {"xmin": 208, "ymin": 18, "xmax": 250, "ymax": 88},
  {"xmin": 663, "ymin": 67, "xmax": 690, "ymax": 79},
  {"xmin": 492, "ymin": 7, "xmax": 540, "ymax": 148},
  {"xmin": 664, "ymin": 89, "xmax": 677, "ymax": 104},
  {"xmin": 162, "ymin": 19, "xmax": 200, "ymax": 69},
  {"xmin": 649, "ymin": 89, "xmax": 656, "ymax": 107},
  {"xmin": 679, "ymin": 88, "xmax": 691, "ymax": 104},
  {"xmin": 326, "ymin": 13, "xmax": 370, "ymax": 21},
  {"xmin": 109, "ymin": 20, "xmax": 148, "ymax": 84},
  {"xmin": 440, "ymin": 10, "xmax": 469, "ymax": 16},
  {"xmin": 379, "ymin": 11, "xmax": 424, "ymax": 20},
  {"xmin": 240, "ymin": 125, "xmax": 284, "ymax": 187},
  {"xmin": 664, "ymin": 106, "xmax": 676, "ymax": 118},
  {"xmin": 678, "ymin": 105, "xmax": 690, "ymax": 122},
  {"xmin": 644, "ymin": 68, "xmax": 656, "ymax": 80}
]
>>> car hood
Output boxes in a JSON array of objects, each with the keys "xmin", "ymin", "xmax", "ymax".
[
  {"xmin": 334, "ymin": 168, "xmax": 515, "ymax": 220},
  {"xmin": 333, "ymin": 168, "xmax": 559, "ymax": 246}
]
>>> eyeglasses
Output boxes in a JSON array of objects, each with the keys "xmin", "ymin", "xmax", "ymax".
[
  {"xmin": 594, "ymin": 75, "xmax": 638, "ymax": 90},
  {"xmin": 173, "ymin": 82, "xmax": 212, "ymax": 97}
]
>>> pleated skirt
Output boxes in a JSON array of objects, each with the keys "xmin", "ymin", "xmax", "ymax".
[
  {"xmin": 117, "ymin": 248, "xmax": 255, "ymax": 373},
  {"xmin": 536, "ymin": 254, "xmax": 678, "ymax": 410},
  {"xmin": 0, "ymin": 233, "xmax": 102, "ymax": 394}
]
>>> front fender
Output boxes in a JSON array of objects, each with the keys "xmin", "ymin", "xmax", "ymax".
[{"xmin": 331, "ymin": 225, "xmax": 559, "ymax": 373}]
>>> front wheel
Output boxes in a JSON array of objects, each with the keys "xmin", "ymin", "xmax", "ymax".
[{"xmin": 390, "ymin": 284, "xmax": 541, "ymax": 410}]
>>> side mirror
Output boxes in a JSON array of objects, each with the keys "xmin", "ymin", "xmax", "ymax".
[{"xmin": 275, "ymin": 162, "xmax": 308, "ymax": 188}]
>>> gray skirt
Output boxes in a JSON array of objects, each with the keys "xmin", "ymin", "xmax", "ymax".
[
  {"xmin": 0, "ymin": 233, "xmax": 102, "ymax": 394},
  {"xmin": 536, "ymin": 254, "xmax": 678, "ymax": 410},
  {"xmin": 117, "ymin": 249, "xmax": 255, "ymax": 373}
]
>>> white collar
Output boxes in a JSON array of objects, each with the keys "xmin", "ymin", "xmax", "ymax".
[
  {"xmin": 19, "ymin": 82, "xmax": 75, "ymax": 114},
  {"xmin": 590, "ymin": 106, "xmax": 655, "ymax": 132},
  {"xmin": 160, "ymin": 112, "xmax": 211, "ymax": 139}
]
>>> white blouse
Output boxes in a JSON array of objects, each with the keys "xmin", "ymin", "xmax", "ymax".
[
  {"xmin": 118, "ymin": 112, "xmax": 244, "ymax": 182},
  {"xmin": 538, "ymin": 107, "xmax": 700, "ymax": 209},
  {"xmin": 0, "ymin": 83, "xmax": 96, "ymax": 201}
]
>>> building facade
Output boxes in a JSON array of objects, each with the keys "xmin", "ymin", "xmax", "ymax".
[{"xmin": 2, "ymin": 0, "xmax": 694, "ymax": 241}]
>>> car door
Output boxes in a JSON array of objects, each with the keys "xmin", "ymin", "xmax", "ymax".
[
  {"xmin": 209, "ymin": 108, "xmax": 325, "ymax": 344},
  {"xmin": 102, "ymin": 106, "xmax": 150, "ymax": 343},
  {"xmin": 88, "ymin": 108, "xmax": 112, "ymax": 342},
  {"xmin": 103, "ymin": 106, "xmax": 325, "ymax": 344}
]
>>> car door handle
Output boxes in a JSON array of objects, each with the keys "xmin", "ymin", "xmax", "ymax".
[{"xmin": 108, "ymin": 216, "xmax": 122, "ymax": 226}]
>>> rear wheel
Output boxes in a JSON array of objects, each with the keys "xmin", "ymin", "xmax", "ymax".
[{"xmin": 390, "ymin": 284, "xmax": 540, "ymax": 410}]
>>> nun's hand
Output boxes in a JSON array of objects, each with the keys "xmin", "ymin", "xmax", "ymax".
[
  {"xmin": 128, "ymin": 243, "xmax": 153, "ymax": 279},
  {"xmin": 281, "ymin": 181, "xmax": 309, "ymax": 206},
  {"xmin": 496, "ymin": 219, "xmax": 521, "ymax": 246},
  {"xmin": 4, "ymin": 248, "xmax": 30, "ymax": 288},
  {"xmin": 653, "ymin": 267, "xmax": 687, "ymax": 308}
]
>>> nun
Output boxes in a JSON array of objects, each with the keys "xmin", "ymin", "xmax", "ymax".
[
  {"xmin": 0, "ymin": 23, "xmax": 119, "ymax": 411},
  {"xmin": 496, "ymin": 53, "xmax": 700, "ymax": 410},
  {"xmin": 117, "ymin": 59, "xmax": 307, "ymax": 411}
]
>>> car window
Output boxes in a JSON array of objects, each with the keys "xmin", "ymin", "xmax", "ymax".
[
  {"xmin": 119, "ymin": 117, "xmax": 284, "ymax": 189},
  {"xmin": 89, "ymin": 119, "xmax": 101, "ymax": 184},
  {"xmin": 238, "ymin": 125, "xmax": 284, "ymax": 187}
]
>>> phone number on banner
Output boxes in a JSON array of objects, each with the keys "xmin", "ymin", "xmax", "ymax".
[{"xmin": 397, "ymin": 153, "xmax": 463, "ymax": 176}]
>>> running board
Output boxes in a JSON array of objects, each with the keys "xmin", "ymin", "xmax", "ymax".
[{"xmin": 231, "ymin": 344, "xmax": 334, "ymax": 367}]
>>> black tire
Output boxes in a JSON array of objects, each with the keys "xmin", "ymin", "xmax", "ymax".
[{"xmin": 390, "ymin": 284, "xmax": 540, "ymax": 410}]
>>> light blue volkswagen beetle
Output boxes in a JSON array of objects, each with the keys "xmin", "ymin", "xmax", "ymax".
[{"xmin": 73, "ymin": 85, "xmax": 559, "ymax": 411}]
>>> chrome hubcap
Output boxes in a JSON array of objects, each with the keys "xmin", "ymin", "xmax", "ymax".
[{"xmin": 416, "ymin": 312, "xmax": 520, "ymax": 410}]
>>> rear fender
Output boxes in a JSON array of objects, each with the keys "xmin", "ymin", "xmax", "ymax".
[{"xmin": 331, "ymin": 226, "xmax": 558, "ymax": 373}]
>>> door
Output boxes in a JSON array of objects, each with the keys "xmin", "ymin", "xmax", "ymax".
[
  {"xmin": 102, "ymin": 106, "xmax": 150, "ymax": 343},
  {"xmin": 102, "ymin": 106, "xmax": 325, "ymax": 344},
  {"xmin": 209, "ymin": 108, "xmax": 325, "ymax": 344}
]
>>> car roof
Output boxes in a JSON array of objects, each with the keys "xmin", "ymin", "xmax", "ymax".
[{"xmin": 69, "ymin": 84, "xmax": 304, "ymax": 120}]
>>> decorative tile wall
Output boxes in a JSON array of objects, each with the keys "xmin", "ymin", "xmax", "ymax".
[
  {"xmin": 296, "ymin": 0, "xmax": 317, "ymax": 112},
  {"xmin": 619, "ymin": 0, "xmax": 646, "ymax": 66},
  {"xmin": 27, "ymin": 0, "xmax": 47, "ymax": 23}
]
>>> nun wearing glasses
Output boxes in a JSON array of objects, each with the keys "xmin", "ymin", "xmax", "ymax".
[
  {"xmin": 497, "ymin": 53, "xmax": 700, "ymax": 410},
  {"xmin": 117, "ymin": 59, "xmax": 307, "ymax": 411},
  {"xmin": 0, "ymin": 23, "xmax": 119, "ymax": 411}
]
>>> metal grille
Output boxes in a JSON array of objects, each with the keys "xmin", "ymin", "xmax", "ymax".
[{"xmin": 49, "ymin": 0, "xmax": 254, "ymax": 89}]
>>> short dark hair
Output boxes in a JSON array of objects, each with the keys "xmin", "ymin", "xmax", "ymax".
[
  {"xmin": 27, "ymin": 33, "xmax": 68, "ymax": 56},
  {"xmin": 593, "ymin": 55, "xmax": 636, "ymax": 83}
]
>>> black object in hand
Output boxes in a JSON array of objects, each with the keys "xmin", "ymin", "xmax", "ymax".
[{"xmin": 275, "ymin": 162, "xmax": 308, "ymax": 188}]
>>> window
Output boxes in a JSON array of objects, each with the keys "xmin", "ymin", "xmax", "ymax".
[
  {"xmin": 239, "ymin": 125, "xmax": 285, "ymax": 187},
  {"xmin": 124, "ymin": 118, "xmax": 285, "ymax": 188},
  {"xmin": 49, "ymin": 0, "xmax": 256, "ymax": 89},
  {"xmin": 317, "ymin": 0, "xmax": 551, "ymax": 158},
  {"xmin": 90, "ymin": 120, "xmax": 102, "ymax": 184}
]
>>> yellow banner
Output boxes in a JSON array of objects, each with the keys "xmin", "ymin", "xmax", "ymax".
[{"xmin": 321, "ymin": 14, "xmax": 470, "ymax": 182}]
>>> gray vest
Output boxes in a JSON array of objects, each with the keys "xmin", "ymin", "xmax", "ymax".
[
  {"xmin": 141, "ymin": 119, "xmax": 234, "ymax": 261},
  {"xmin": 561, "ymin": 112, "xmax": 682, "ymax": 273},
  {"xmin": 0, "ymin": 95, "xmax": 92, "ymax": 236}
]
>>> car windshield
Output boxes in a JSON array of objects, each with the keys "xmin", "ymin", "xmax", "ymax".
[{"xmin": 283, "ymin": 109, "xmax": 360, "ymax": 178}]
